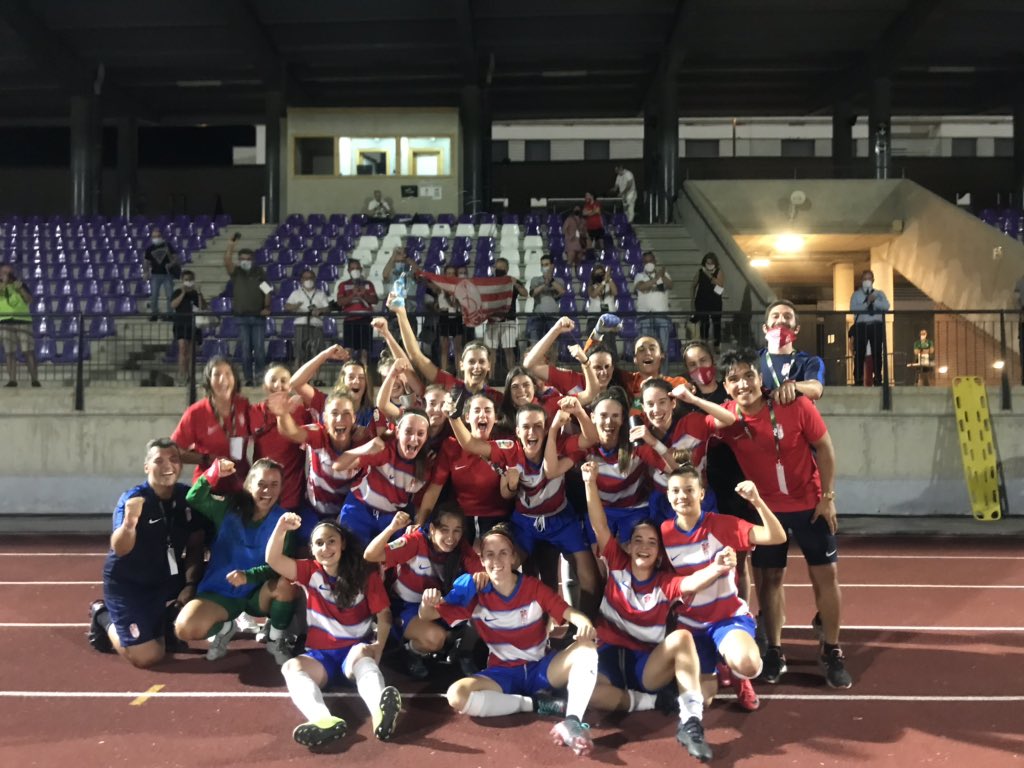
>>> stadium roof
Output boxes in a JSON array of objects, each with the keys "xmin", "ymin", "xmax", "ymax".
[{"xmin": 0, "ymin": 0, "xmax": 1018, "ymax": 125}]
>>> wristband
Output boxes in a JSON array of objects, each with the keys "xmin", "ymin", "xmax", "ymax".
[
  {"xmin": 653, "ymin": 442, "xmax": 669, "ymax": 456},
  {"xmin": 821, "ymin": 490, "xmax": 837, "ymax": 501}
]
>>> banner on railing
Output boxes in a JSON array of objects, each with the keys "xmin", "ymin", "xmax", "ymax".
[{"xmin": 419, "ymin": 273, "xmax": 515, "ymax": 327}]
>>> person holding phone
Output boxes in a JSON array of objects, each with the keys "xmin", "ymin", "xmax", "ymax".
[
  {"xmin": 224, "ymin": 232, "xmax": 271, "ymax": 387},
  {"xmin": 170, "ymin": 269, "xmax": 205, "ymax": 384},
  {"xmin": 145, "ymin": 226, "xmax": 180, "ymax": 321},
  {"xmin": 0, "ymin": 264, "xmax": 40, "ymax": 387}
]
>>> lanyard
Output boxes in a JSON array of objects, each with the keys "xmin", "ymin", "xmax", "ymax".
[
  {"xmin": 211, "ymin": 397, "xmax": 236, "ymax": 440},
  {"xmin": 741, "ymin": 398, "xmax": 782, "ymax": 462},
  {"xmin": 765, "ymin": 352, "xmax": 796, "ymax": 391}
]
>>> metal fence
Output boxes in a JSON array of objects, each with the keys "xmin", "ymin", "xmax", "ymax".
[{"xmin": 2, "ymin": 307, "xmax": 1019, "ymax": 412}]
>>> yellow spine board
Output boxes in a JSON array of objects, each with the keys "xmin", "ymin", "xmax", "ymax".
[{"xmin": 951, "ymin": 377, "xmax": 1003, "ymax": 521}]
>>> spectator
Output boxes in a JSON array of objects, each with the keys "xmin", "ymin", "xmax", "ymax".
[
  {"xmin": 582, "ymin": 193, "xmax": 604, "ymax": 247},
  {"xmin": 484, "ymin": 257, "xmax": 528, "ymax": 376},
  {"xmin": 144, "ymin": 226, "xmax": 179, "ymax": 322},
  {"xmin": 633, "ymin": 251, "xmax": 673, "ymax": 372},
  {"xmin": 759, "ymin": 300, "xmax": 824, "ymax": 403},
  {"xmin": 170, "ymin": 269, "xmax": 206, "ymax": 385},
  {"xmin": 285, "ymin": 268, "xmax": 331, "ymax": 370},
  {"xmin": 585, "ymin": 265, "xmax": 619, "ymax": 361},
  {"xmin": 562, "ymin": 206, "xmax": 587, "ymax": 265},
  {"xmin": 0, "ymin": 264, "xmax": 40, "ymax": 387},
  {"xmin": 913, "ymin": 328, "xmax": 935, "ymax": 387},
  {"xmin": 335, "ymin": 259, "xmax": 378, "ymax": 368},
  {"xmin": 527, "ymin": 255, "xmax": 566, "ymax": 346},
  {"xmin": 613, "ymin": 165, "xmax": 637, "ymax": 223},
  {"xmin": 430, "ymin": 265, "xmax": 464, "ymax": 373},
  {"xmin": 850, "ymin": 269, "xmax": 890, "ymax": 386},
  {"xmin": 692, "ymin": 252, "xmax": 725, "ymax": 348},
  {"xmin": 366, "ymin": 190, "xmax": 392, "ymax": 223},
  {"xmin": 224, "ymin": 236, "xmax": 271, "ymax": 387}
]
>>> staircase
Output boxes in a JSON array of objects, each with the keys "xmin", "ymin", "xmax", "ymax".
[
  {"xmin": 631, "ymin": 223, "xmax": 706, "ymax": 315},
  {"xmin": 184, "ymin": 223, "xmax": 278, "ymax": 301}
]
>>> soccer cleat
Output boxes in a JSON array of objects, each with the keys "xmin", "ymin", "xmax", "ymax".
[
  {"xmin": 404, "ymin": 646, "xmax": 430, "ymax": 680},
  {"xmin": 533, "ymin": 689, "xmax": 568, "ymax": 718},
  {"xmin": 373, "ymin": 686, "xmax": 402, "ymax": 741},
  {"xmin": 811, "ymin": 612, "xmax": 824, "ymax": 642},
  {"xmin": 88, "ymin": 599, "xmax": 114, "ymax": 653},
  {"xmin": 733, "ymin": 677, "xmax": 760, "ymax": 711},
  {"xmin": 821, "ymin": 647, "xmax": 853, "ymax": 689},
  {"xmin": 236, "ymin": 612, "xmax": 262, "ymax": 636},
  {"xmin": 676, "ymin": 716, "xmax": 713, "ymax": 762},
  {"xmin": 550, "ymin": 717, "xmax": 593, "ymax": 757},
  {"xmin": 292, "ymin": 716, "xmax": 348, "ymax": 749},
  {"xmin": 760, "ymin": 646, "xmax": 787, "ymax": 684},
  {"xmin": 206, "ymin": 621, "xmax": 238, "ymax": 661},
  {"xmin": 266, "ymin": 634, "xmax": 294, "ymax": 665},
  {"xmin": 715, "ymin": 661, "xmax": 734, "ymax": 689}
]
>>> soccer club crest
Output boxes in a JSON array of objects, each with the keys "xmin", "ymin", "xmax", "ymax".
[
  {"xmin": 701, "ymin": 540, "xmax": 711, "ymax": 559},
  {"xmin": 773, "ymin": 423, "xmax": 785, "ymax": 441},
  {"xmin": 129, "ymin": 623, "xmax": 141, "ymax": 639},
  {"xmin": 641, "ymin": 592, "xmax": 655, "ymax": 608},
  {"xmin": 519, "ymin": 607, "xmax": 529, "ymax": 624}
]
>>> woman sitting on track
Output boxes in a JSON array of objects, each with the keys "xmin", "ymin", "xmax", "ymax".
[
  {"xmin": 174, "ymin": 458, "xmax": 297, "ymax": 665},
  {"xmin": 267, "ymin": 514, "xmax": 402, "ymax": 751},
  {"xmin": 364, "ymin": 508, "xmax": 484, "ymax": 679},
  {"xmin": 581, "ymin": 460, "xmax": 730, "ymax": 763},
  {"xmin": 89, "ymin": 438, "xmax": 206, "ymax": 668},
  {"xmin": 660, "ymin": 466, "xmax": 786, "ymax": 712},
  {"xmin": 331, "ymin": 409, "xmax": 432, "ymax": 547},
  {"xmin": 419, "ymin": 523, "xmax": 600, "ymax": 758}
]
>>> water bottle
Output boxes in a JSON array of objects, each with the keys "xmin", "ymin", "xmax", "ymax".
[{"xmin": 391, "ymin": 262, "xmax": 408, "ymax": 309}]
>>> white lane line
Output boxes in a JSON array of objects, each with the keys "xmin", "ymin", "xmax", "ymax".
[
  {"xmin": 792, "ymin": 555, "xmax": 1024, "ymax": 561},
  {"xmin": 3, "ymin": 623, "xmax": 1024, "ymax": 632},
  {"xmin": 0, "ymin": 581, "xmax": 101, "ymax": 585},
  {"xmin": 788, "ymin": 583, "xmax": 1024, "ymax": 589},
  {"xmin": 0, "ymin": 690, "xmax": 1021, "ymax": 703},
  {"xmin": 0, "ymin": 553, "xmax": 105, "ymax": 557}
]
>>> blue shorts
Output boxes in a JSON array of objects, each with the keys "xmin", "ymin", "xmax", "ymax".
[
  {"xmin": 338, "ymin": 494, "xmax": 400, "ymax": 548},
  {"xmin": 597, "ymin": 644, "xmax": 655, "ymax": 692},
  {"xmin": 684, "ymin": 614, "xmax": 757, "ymax": 675},
  {"xmin": 648, "ymin": 488, "xmax": 718, "ymax": 524},
  {"xmin": 302, "ymin": 646, "xmax": 359, "ymax": 688},
  {"xmin": 583, "ymin": 504, "xmax": 652, "ymax": 546},
  {"xmin": 103, "ymin": 579, "xmax": 166, "ymax": 648},
  {"xmin": 511, "ymin": 505, "xmax": 587, "ymax": 557},
  {"xmin": 476, "ymin": 651, "xmax": 556, "ymax": 696},
  {"xmin": 750, "ymin": 508, "xmax": 838, "ymax": 569}
]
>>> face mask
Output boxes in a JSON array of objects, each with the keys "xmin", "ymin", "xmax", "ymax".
[
  {"xmin": 765, "ymin": 326, "xmax": 798, "ymax": 354},
  {"xmin": 644, "ymin": 262, "xmax": 656, "ymax": 274},
  {"xmin": 183, "ymin": 280, "xmax": 195, "ymax": 289},
  {"xmin": 543, "ymin": 265, "xmax": 552, "ymax": 274},
  {"xmin": 302, "ymin": 280, "xmax": 315, "ymax": 290},
  {"xmin": 863, "ymin": 280, "xmax": 873, "ymax": 292},
  {"xmin": 495, "ymin": 268, "xmax": 508, "ymax": 277},
  {"xmin": 239, "ymin": 261, "xmax": 253, "ymax": 272},
  {"xmin": 703, "ymin": 263, "xmax": 714, "ymax": 274},
  {"xmin": 152, "ymin": 237, "xmax": 164, "ymax": 245},
  {"xmin": 350, "ymin": 269, "xmax": 362, "ymax": 280},
  {"xmin": 692, "ymin": 365, "xmax": 717, "ymax": 387}
]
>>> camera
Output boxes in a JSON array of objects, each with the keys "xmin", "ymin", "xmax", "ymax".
[{"xmin": 232, "ymin": 232, "xmax": 242, "ymax": 242}]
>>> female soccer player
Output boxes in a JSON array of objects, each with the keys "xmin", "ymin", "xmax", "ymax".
[
  {"xmin": 498, "ymin": 365, "xmax": 565, "ymax": 429},
  {"xmin": 419, "ymin": 524, "xmax": 600, "ymax": 757},
  {"xmin": 364, "ymin": 508, "xmax": 483, "ymax": 678},
  {"xmin": 267, "ymin": 515, "xmax": 402, "ymax": 750},
  {"xmin": 174, "ymin": 458, "xmax": 297, "ymax": 664},
  {"xmin": 248, "ymin": 364, "xmax": 309, "ymax": 511}
]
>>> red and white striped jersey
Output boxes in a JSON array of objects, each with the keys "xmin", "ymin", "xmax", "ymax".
[
  {"xmin": 650, "ymin": 411, "xmax": 715, "ymax": 491},
  {"xmin": 303, "ymin": 424, "xmax": 361, "ymax": 518},
  {"xmin": 660, "ymin": 512, "xmax": 754, "ymax": 630},
  {"xmin": 293, "ymin": 558, "xmax": 389, "ymax": 651},
  {"xmin": 436, "ymin": 574, "xmax": 569, "ymax": 667},
  {"xmin": 582, "ymin": 440, "xmax": 666, "ymax": 510},
  {"xmin": 383, "ymin": 527, "xmax": 482, "ymax": 605},
  {"xmin": 352, "ymin": 439, "xmax": 428, "ymax": 513},
  {"xmin": 488, "ymin": 437, "xmax": 584, "ymax": 517},
  {"xmin": 597, "ymin": 538, "xmax": 689, "ymax": 652}
]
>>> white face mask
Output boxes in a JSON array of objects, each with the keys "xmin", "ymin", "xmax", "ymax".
[
  {"xmin": 350, "ymin": 269, "xmax": 363, "ymax": 280},
  {"xmin": 183, "ymin": 280, "xmax": 195, "ymax": 289},
  {"xmin": 863, "ymin": 280, "xmax": 873, "ymax": 292},
  {"xmin": 644, "ymin": 262, "xmax": 656, "ymax": 274},
  {"xmin": 239, "ymin": 260, "xmax": 253, "ymax": 272},
  {"xmin": 302, "ymin": 280, "xmax": 315, "ymax": 290},
  {"xmin": 152, "ymin": 237, "xmax": 164, "ymax": 245}
]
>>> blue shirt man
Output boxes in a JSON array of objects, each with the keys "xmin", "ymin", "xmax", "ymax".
[{"xmin": 759, "ymin": 300, "xmax": 824, "ymax": 403}]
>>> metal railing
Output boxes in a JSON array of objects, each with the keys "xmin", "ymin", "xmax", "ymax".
[{"xmin": 2, "ymin": 307, "xmax": 1019, "ymax": 413}]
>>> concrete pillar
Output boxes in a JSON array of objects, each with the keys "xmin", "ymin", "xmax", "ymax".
[
  {"xmin": 642, "ymin": 108, "xmax": 658, "ymax": 223},
  {"xmin": 1013, "ymin": 100, "xmax": 1024, "ymax": 208},
  {"xmin": 657, "ymin": 74, "xmax": 678, "ymax": 223},
  {"xmin": 831, "ymin": 262, "xmax": 856, "ymax": 385},
  {"xmin": 460, "ymin": 84, "xmax": 484, "ymax": 215},
  {"xmin": 116, "ymin": 117, "xmax": 138, "ymax": 219},
  {"xmin": 70, "ymin": 94, "xmax": 101, "ymax": 216},
  {"xmin": 868, "ymin": 77, "xmax": 892, "ymax": 180},
  {"xmin": 265, "ymin": 91, "xmax": 284, "ymax": 223},
  {"xmin": 832, "ymin": 262, "xmax": 855, "ymax": 311},
  {"xmin": 831, "ymin": 101, "xmax": 854, "ymax": 178}
]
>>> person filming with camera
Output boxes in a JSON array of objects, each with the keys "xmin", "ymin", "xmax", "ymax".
[{"xmin": 0, "ymin": 264, "xmax": 41, "ymax": 388}]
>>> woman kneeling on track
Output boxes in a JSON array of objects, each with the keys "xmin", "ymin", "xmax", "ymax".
[
  {"xmin": 661, "ymin": 466, "xmax": 786, "ymax": 712},
  {"xmin": 89, "ymin": 438, "xmax": 206, "ymax": 668},
  {"xmin": 364, "ymin": 508, "xmax": 485, "ymax": 679},
  {"xmin": 418, "ymin": 524, "xmax": 600, "ymax": 758},
  {"xmin": 582, "ymin": 461, "xmax": 734, "ymax": 763},
  {"xmin": 174, "ymin": 458, "xmax": 297, "ymax": 664},
  {"xmin": 267, "ymin": 515, "xmax": 401, "ymax": 751}
]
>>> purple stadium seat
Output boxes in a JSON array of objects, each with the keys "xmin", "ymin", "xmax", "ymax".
[
  {"xmin": 55, "ymin": 315, "xmax": 79, "ymax": 339},
  {"xmin": 317, "ymin": 263, "xmax": 339, "ymax": 282},
  {"xmin": 85, "ymin": 296, "xmax": 106, "ymax": 315},
  {"xmin": 34, "ymin": 337, "xmax": 55, "ymax": 364},
  {"xmin": 279, "ymin": 317, "xmax": 295, "ymax": 339},
  {"xmin": 87, "ymin": 315, "xmax": 115, "ymax": 339},
  {"xmin": 322, "ymin": 316, "xmax": 337, "ymax": 338},
  {"xmin": 279, "ymin": 278, "xmax": 298, "ymax": 297},
  {"xmin": 55, "ymin": 339, "xmax": 90, "ymax": 364},
  {"xmin": 197, "ymin": 338, "xmax": 229, "ymax": 361},
  {"xmin": 265, "ymin": 263, "xmax": 286, "ymax": 281},
  {"xmin": 266, "ymin": 338, "xmax": 292, "ymax": 362},
  {"xmin": 217, "ymin": 316, "xmax": 239, "ymax": 339},
  {"xmin": 270, "ymin": 296, "xmax": 286, "ymax": 313},
  {"xmin": 209, "ymin": 296, "xmax": 232, "ymax": 314}
]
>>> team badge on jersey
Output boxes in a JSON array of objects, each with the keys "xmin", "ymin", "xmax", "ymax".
[
  {"xmin": 701, "ymin": 540, "xmax": 711, "ymax": 559},
  {"xmin": 519, "ymin": 608, "xmax": 529, "ymax": 624},
  {"xmin": 496, "ymin": 440, "xmax": 515, "ymax": 450},
  {"xmin": 387, "ymin": 538, "xmax": 407, "ymax": 550},
  {"xmin": 129, "ymin": 623, "xmax": 140, "ymax": 639}
]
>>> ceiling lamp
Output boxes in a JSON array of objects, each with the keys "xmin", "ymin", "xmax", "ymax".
[{"xmin": 774, "ymin": 233, "xmax": 805, "ymax": 253}]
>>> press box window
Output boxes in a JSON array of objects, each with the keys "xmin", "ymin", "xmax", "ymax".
[
  {"xmin": 294, "ymin": 137, "xmax": 335, "ymax": 175},
  {"xmin": 400, "ymin": 137, "xmax": 451, "ymax": 176},
  {"xmin": 338, "ymin": 137, "xmax": 397, "ymax": 176}
]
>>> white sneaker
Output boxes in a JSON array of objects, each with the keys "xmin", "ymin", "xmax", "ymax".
[
  {"xmin": 235, "ymin": 613, "xmax": 261, "ymax": 635},
  {"xmin": 206, "ymin": 621, "xmax": 238, "ymax": 661},
  {"xmin": 266, "ymin": 634, "xmax": 294, "ymax": 665}
]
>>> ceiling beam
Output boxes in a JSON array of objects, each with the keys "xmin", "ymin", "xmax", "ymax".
[
  {"xmin": 641, "ymin": 0, "xmax": 697, "ymax": 112},
  {"xmin": 225, "ymin": 0, "xmax": 307, "ymax": 102},
  {"xmin": 452, "ymin": 0, "xmax": 479, "ymax": 84}
]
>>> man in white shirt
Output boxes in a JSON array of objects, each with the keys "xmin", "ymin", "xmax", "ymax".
[
  {"xmin": 633, "ymin": 251, "xmax": 674, "ymax": 373},
  {"xmin": 613, "ymin": 165, "xmax": 637, "ymax": 223},
  {"xmin": 366, "ymin": 190, "xmax": 392, "ymax": 223},
  {"xmin": 285, "ymin": 268, "xmax": 331, "ymax": 369},
  {"xmin": 527, "ymin": 255, "xmax": 566, "ymax": 346}
]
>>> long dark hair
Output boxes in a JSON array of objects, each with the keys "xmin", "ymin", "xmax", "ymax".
[
  {"xmin": 202, "ymin": 355, "xmax": 241, "ymax": 399},
  {"xmin": 311, "ymin": 520, "xmax": 369, "ymax": 608},
  {"xmin": 428, "ymin": 506, "xmax": 469, "ymax": 594},
  {"xmin": 500, "ymin": 366, "xmax": 540, "ymax": 431},
  {"xmin": 232, "ymin": 458, "xmax": 283, "ymax": 524},
  {"xmin": 590, "ymin": 386, "xmax": 632, "ymax": 473}
]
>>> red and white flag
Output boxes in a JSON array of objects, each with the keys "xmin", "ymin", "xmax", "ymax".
[{"xmin": 420, "ymin": 273, "xmax": 514, "ymax": 327}]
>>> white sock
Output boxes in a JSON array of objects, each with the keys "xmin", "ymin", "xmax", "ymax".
[
  {"xmin": 460, "ymin": 690, "xmax": 533, "ymax": 717},
  {"xmin": 283, "ymin": 666, "xmax": 332, "ymax": 722},
  {"xmin": 565, "ymin": 646, "xmax": 598, "ymax": 721},
  {"xmin": 679, "ymin": 692, "xmax": 703, "ymax": 722},
  {"xmin": 351, "ymin": 656, "xmax": 386, "ymax": 714},
  {"xmin": 628, "ymin": 690, "xmax": 657, "ymax": 712},
  {"xmin": 268, "ymin": 624, "xmax": 285, "ymax": 641}
]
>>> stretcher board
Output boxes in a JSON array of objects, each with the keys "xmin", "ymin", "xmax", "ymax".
[{"xmin": 952, "ymin": 377, "xmax": 1006, "ymax": 521}]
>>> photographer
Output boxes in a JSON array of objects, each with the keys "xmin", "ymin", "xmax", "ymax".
[
  {"xmin": 692, "ymin": 252, "xmax": 724, "ymax": 347},
  {"xmin": 0, "ymin": 264, "xmax": 41, "ymax": 388},
  {"xmin": 144, "ymin": 226, "xmax": 180, "ymax": 322},
  {"xmin": 527, "ymin": 254, "xmax": 566, "ymax": 347},
  {"xmin": 170, "ymin": 270, "xmax": 206, "ymax": 385},
  {"xmin": 633, "ymin": 251, "xmax": 673, "ymax": 373}
]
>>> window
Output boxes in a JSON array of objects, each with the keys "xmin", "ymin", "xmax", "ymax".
[
  {"xmin": 399, "ymin": 137, "xmax": 451, "ymax": 176},
  {"xmin": 492, "ymin": 140, "xmax": 510, "ymax": 162},
  {"xmin": 994, "ymin": 138, "xmax": 1013, "ymax": 158},
  {"xmin": 294, "ymin": 137, "xmax": 335, "ymax": 175},
  {"xmin": 951, "ymin": 137, "xmax": 977, "ymax": 157},
  {"xmin": 584, "ymin": 139, "xmax": 610, "ymax": 161},
  {"xmin": 781, "ymin": 139, "xmax": 815, "ymax": 158},
  {"xmin": 685, "ymin": 139, "xmax": 719, "ymax": 158},
  {"xmin": 525, "ymin": 140, "xmax": 550, "ymax": 162},
  {"xmin": 338, "ymin": 137, "xmax": 397, "ymax": 176}
]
